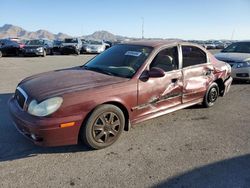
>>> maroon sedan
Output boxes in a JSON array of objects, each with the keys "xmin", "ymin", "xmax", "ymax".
[{"xmin": 9, "ymin": 40, "xmax": 233, "ymax": 149}]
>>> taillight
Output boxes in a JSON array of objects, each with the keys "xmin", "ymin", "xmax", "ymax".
[{"xmin": 19, "ymin": 44, "xmax": 25, "ymax": 48}]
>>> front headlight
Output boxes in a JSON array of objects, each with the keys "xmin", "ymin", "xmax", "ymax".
[
  {"xmin": 28, "ymin": 97, "xmax": 63, "ymax": 117},
  {"xmin": 236, "ymin": 61, "xmax": 250, "ymax": 68},
  {"xmin": 98, "ymin": 46, "xmax": 105, "ymax": 51},
  {"xmin": 37, "ymin": 47, "xmax": 43, "ymax": 52}
]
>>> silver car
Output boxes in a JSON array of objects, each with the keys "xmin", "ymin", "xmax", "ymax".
[
  {"xmin": 215, "ymin": 41, "xmax": 250, "ymax": 81},
  {"xmin": 83, "ymin": 40, "xmax": 106, "ymax": 54}
]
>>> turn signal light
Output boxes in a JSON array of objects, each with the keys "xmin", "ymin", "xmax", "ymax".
[{"xmin": 60, "ymin": 122, "xmax": 75, "ymax": 128}]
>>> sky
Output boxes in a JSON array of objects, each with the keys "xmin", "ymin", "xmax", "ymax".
[{"xmin": 1, "ymin": 0, "xmax": 250, "ymax": 40}]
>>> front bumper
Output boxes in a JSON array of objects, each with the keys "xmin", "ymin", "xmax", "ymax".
[
  {"xmin": 61, "ymin": 46, "xmax": 78, "ymax": 54},
  {"xmin": 231, "ymin": 67, "xmax": 250, "ymax": 80},
  {"xmin": 9, "ymin": 97, "xmax": 83, "ymax": 147},
  {"xmin": 22, "ymin": 48, "xmax": 43, "ymax": 56},
  {"xmin": 85, "ymin": 48, "xmax": 104, "ymax": 54}
]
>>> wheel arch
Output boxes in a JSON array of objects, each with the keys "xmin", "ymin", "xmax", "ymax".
[
  {"xmin": 214, "ymin": 78, "xmax": 225, "ymax": 96},
  {"xmin": 79, "ymin": 100, "xmax": 131, "ymax": 142},
  {"xmin": 102, "ymin": 101, "xmax": 130, "ymax": 131}
]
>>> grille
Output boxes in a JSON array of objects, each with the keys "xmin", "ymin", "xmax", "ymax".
[
  {"xmin": 15, "ymin": 87, "xmax": 28, "ymax": 109},
  {"xmin": 236, "ymin": 73, "xmax": 249, "ymax": 78}
]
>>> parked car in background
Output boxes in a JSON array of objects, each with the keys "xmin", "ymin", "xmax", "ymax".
[
  {"xmin": 204, "ymin": 42, "xmax": 216, "ymax": 49},
  {"xmin": 61, "ymin": 38, "xmax": 82, "ymax": 55},
  {"xmin": 52, "ymin": 40, "xmax": 63, "ymax": 55},
  {"xmin": 0, "ymin": 38, "xmax": 25, "ymax": 56},
  {"xmin": 80, "ymin": 39, "xmax": 88, "ymax": 54},
  {"xmin": 82, "ymin": 40, "xmax": 106, "ymax": 54},
  {"xmin": 9, "ymin": 40, "xmax": 232, "ymax": 149},
  {"xmin": 214, "ymin": 41, "xmax": 226, "ymax": 49},
  {"xmin": 215, "ymin": 41, "xmax": 250, "ymax": 81},
  {"xmin": 23, "ymin": 39, "xmax": 53, "ymax": 57},
  {"xmin": 103, "ymin": 40, "xmax": 112, "ymax": 48}
]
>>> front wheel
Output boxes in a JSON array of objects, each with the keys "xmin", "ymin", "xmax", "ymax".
[
  {"xmin": 76, "ymin": 50, "xmax": 80, "ymax": 55},
  {"xmin": 42, "ymin": 49, "xmax": 46, "ymax": 57},
  {"xmin": 203, "ymin": 82, "xmax": 219, "ymax": 108},
  {"xmin": 81, "ymin": 104, "xmax": 125, "ymax": 149}
]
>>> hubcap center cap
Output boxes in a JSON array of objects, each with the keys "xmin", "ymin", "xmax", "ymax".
[{"xmin": 104, "ymin": 124, "xmax": 111, "ymax": 132}]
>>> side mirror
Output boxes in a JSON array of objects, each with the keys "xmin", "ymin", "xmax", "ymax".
[
  {"xmin": 148, "ymin": 67, "xmax": 165, "ymax": 78},
  {"xmin": 140, "ymin": 67, "xmax": 165, "ymax": 81}
]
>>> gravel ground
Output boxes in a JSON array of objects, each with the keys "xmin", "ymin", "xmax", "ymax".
[{"xmin": 0, "ymin": 53, "xmax": 250, "ymax": 188}]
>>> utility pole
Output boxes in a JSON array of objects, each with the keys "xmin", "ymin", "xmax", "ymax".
[
  {"xmin": 231, "ymin": 29, "xmax": 235, "ymax": 40},
  {"xmin": 141, "ymin": 17, "xmax": 144, "ymax": 39}
]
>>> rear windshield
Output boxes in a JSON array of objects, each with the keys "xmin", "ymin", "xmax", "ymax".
[{"xmin": 222, "ymin": 42, "xmax": 250, "ymax": 53}]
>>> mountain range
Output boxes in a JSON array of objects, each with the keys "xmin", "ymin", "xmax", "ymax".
[{"xmin": 0, "ymin": 24, "xmax": 130, "ymax": 41}]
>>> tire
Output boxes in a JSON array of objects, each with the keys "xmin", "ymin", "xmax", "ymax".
[
  {"xmin": 81, "ymin": 104, "xmax": 125, "ymax": 149},
  {"xmin": 203, "ymin": 82, "xmax": 219, "ymax": 108},
  {"xmin": 42, "ymin": 49, "xmax": 46, "ymax": 57}
]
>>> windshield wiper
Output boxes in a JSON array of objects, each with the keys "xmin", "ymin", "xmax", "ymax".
[{"xmin": 83, "ymin": 65, "xmax": 117, "ymax": 76}]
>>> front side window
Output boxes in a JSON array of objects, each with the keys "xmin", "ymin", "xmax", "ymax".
[
  {"xmin": 84, "ymin": 44, "xmax": 153, "ymax": 78},
  {"xmin": 150, "ymin": 47, "xmax": 179, "ymax": 72},
  {"xmin": 182, "ymin": 46, "xmax": 207, "ymax": 68}
]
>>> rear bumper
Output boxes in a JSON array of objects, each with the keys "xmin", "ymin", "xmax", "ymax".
[
  {"xmin": 9, "ymin": 97, "xmax": 83, "ymax": 147},
  {"xmin": 223, "ymin": 76, "xmax": 233, "ymax": 96}
]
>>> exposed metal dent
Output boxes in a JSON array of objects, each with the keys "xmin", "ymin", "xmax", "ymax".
[{"xmin": 132, "ymin": 93, "xmax": 182, "ymax": 111}]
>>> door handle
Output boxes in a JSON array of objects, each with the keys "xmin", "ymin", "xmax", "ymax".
[
  {"xmin": 171, "ymin": 78, "xmax": 178, "ymax": 83},
  {"xmin": 204, "ymin": 69, "xmax": 212, "ymax": 76}
]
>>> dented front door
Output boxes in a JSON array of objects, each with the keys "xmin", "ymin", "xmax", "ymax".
[{"xmin": 135, "ymin": 70, "xmax": 183, "ymax": 118}]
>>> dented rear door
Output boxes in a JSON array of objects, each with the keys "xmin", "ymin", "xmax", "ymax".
[{"xmin": 181, "ymin": 45, "xmax": 214, "ymax": 103}]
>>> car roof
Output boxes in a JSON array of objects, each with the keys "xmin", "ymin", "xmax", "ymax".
[{"xmin": 122, "ymin": 40, "xmax": 197, "ymax": 48}]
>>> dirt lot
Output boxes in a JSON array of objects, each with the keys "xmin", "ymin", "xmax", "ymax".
[{"xmin": 0, "ymin": 53, "xmax": 250, "ymax": 188}]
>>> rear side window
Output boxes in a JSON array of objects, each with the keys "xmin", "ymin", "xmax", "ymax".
[
  {"xmin": 150, "ymin": 47, "xmax": 179, "ymax": 72},
  {"xmin": 182, "ymin": 46, "xmax": 207, "ymax": 68}
]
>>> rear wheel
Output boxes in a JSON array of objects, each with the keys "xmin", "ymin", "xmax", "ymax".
[
  {"xmin": 81, "ymin": 104, "xmax": 125, "ymax": 149},
  {"xmin": 203, "ymin": 82, "xmax": 219, "ymax": 107}
]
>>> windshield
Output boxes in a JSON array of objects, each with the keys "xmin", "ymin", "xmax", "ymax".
[
  {"xmin": 83, "ymin": 44, "xmax": 153, "ymax": 78},
  {"xmin": 26, "ymin": 40, "xmax": 44, "ymax": 45},
  {"xmin": 222, "ymin": 42, "xmax": 250, "ymax": 53},
  {"xmin": 89, "ymin": 40, "xmax": 102, "ymax": 45},
  {"xmin": 64, "ymin": 38, "xmax": 78, "ymax": 43},
  {"xmin": 54, "ymin": 40, "xmax": 62, "ymax": 45}
]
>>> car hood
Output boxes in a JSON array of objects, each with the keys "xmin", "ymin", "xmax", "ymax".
[
  {"xmin": 19, "ymin": 67, "xmax": 129, "ymax": 101},
  {"xmin": 215, "ymin": 52, "xmax": 250, "ymax": 63},
  {"xmin": 86, "ymin": 44, "xmax": 103, "ymax": 48}
]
